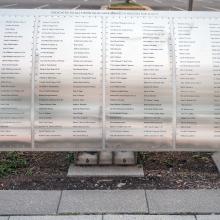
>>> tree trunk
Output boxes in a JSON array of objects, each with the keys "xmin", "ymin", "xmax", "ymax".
[{"xmin": 126, "ymin": 0, "xmax": 130, "ymax": 3}]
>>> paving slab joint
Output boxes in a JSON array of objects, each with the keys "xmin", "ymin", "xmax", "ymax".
[
  {"xmin": 56, "ymin": 191, "xmax": 63, "ymax": 214},
  {"xmin": 144, "ymin": 190, "xmax": 150, "ymax": 213}
]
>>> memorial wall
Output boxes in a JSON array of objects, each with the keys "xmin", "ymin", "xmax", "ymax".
[{"xmin": 0, "ymin": 9, "xmax": 219, "ymax": 151}]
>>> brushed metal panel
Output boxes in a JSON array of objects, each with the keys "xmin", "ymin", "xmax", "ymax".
[
  {"xmin": 175, "ymin": 17, "xmax": 220, "ymax": 150},
  {"xmin": 105, "ymin": 15, "xmax": 173, "ymax": 151},
  {"xmin": 0, "ymin": 15, "xmax": 34, "ymax": 149},
  {"xmin": 0, "ymin": 10, "xmax": 219, "ymax": 152},
  {"xmin": 34, "ymin": 15, "xmax": 103, "ymax": 150}
]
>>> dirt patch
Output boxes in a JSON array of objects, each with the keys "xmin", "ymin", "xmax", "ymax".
[{"xmin": 0, "ymin": 152, "xmax": 219, "ymax": 190}]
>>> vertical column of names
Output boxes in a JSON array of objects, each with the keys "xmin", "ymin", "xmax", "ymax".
[
  {"xmin": 34, "ymin": 13, "xmax": 103, "ymax": 150},
  {"xmin": 210, "ymin": 18, "xmax": 220, "ymax": 148},
  {"xmin": 105, "ymin": 14, "xmax": 144, "ymax": 150},
  {"xmin": 72, "ymin": 14, "xmax": 103, "ymax": 149},
  {"xmin": 142, "ymin": 17, "xmax": 172, "ymax": 149},
  {"xmin": 174, "ymin": 17, "xmax": 214, "ymax": 149},
  {"xmin": 105, "ymin": 14, "xmax": 173, "ymax": 150},
  {"xmin": 35, "ymin": 16, "xmax": 74, "ymax": 148},
  {"xmin": 0, "ymin": 15, "xmax": 34, "ymax": 149}
]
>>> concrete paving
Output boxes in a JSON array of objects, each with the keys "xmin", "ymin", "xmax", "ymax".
[
  {"xmin": 147, "ymin": 190, "xmax": 220, "ymax": 214},
  {"xmin": 58, "ymin": 190, "xmax": 148, "ymax": 214},
  {"xmin": 7, "ymin": 216, "xmax": 220, "ymax": 220},
  {"xmin": 0, "ymin": 0, "xmax": 108, "ymax": 9},
  {"xmin": 0, "ymin": 191, "xmax": 61, "ymax": 215},
  {"xmin": 196, "ymin": 216, "xmax": 220, "ymax": 220},
  {"xmin": 68, "ymin": 165, "xmax": 144, "ymax": 177},
  {"xmin": 0, "ymin": 0, "xmax": 219, "ymax": 10},
  {"xmin": 9, "ymin": 216, "xmax": 102, "ymax": 220},
  {"xmin": 0, "ymin": 190, "xmax": 220, "ymax": 216},
  {"xmin": 104, "ymin": 215, "xmax": 196, "ymax": 220}
]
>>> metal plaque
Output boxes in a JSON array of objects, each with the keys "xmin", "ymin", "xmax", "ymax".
[
  {"xmin": 174, "ymin": 16, "xmax": 220, "ymax": 150},
  {"xmin": 0, "ymin": 10, "xmax": 220, "ymax": 151},
  {"xmin": 105, "ymin": 15, "xmax": 173, "ymax": 151},
  {"xmin": 0, "ymin": 14, "xmax": 34, "ymax": 149},
  {"xmin": 34, "ymin": 15, "xmax": 103, "ymax": 150}
]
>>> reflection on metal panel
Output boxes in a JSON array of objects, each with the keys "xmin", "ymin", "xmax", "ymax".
[
  {"xmin": 0, "ymin": 10, "xmax": 219, "ymax": 151},
  {"xmin": 105, "ymin": 16, "xmax": 173, "ymax": 150},
  {"xmin": 34, "ymin": 15, "xmax": 103, "ymax": 150},
  {"xmin": 175, "ymin": 17, "xmax": 220, "ymax": 150},
  {"xmin": 0, "ymin": 15, "xmax": 34, "ymax": 149}
]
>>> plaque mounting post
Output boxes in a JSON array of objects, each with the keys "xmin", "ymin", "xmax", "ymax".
[
  {"xmin": 188, "ymin": 0, "xmax": 194, "ymax": 11},
  {"xmin": 68, "ymin": 151, "xmax": 144, "ymax": 177},
  {"xmin": 74, "ymin": 151, "xmax": 137, "ymax": 165}
]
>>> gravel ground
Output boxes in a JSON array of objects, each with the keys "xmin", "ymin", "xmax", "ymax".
[{"xmin": 0, "ymin": 152, "xmax": 219, "ymax": 190}]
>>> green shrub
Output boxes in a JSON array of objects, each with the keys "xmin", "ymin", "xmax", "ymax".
[{"xmin": 0, "ymin": 152, "xmax": 27, "ymax": 178}]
